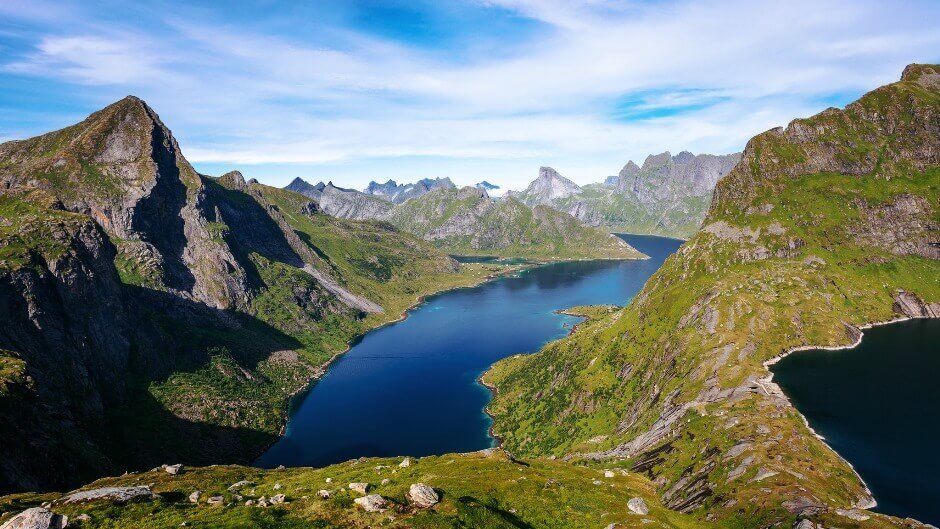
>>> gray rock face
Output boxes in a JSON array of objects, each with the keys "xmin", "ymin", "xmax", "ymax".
[
  {"xmin": 0, "ymin": 508, "xmax": 67, "ymax": 529},
  {"xmin": 365, "ymin": 177, "xmax": 455, "ymax": 204},
  {"xmin": 353, "ymin": 494, "xmax": 388, "ymax": 512},
  {"xmin": 315, "ymin": 182, "xmax": 394, "ymax": 220},
  {"xmin": 511, "ymin": 167, "xmax": 583, "ymax": 205},
  {"xmin": 513, "ymin": 154, "xmax": 739, "ymax": 238},
  {"xmin": 407, "ymin": 483, "xmax": 439, "ymax": 508},
  {"xmin": 285, "ymin": 177, "xmax": 325, "ymax": 200},
  {"xmin": 616, "ymin": 151, "xmax": 739, "ymax": 202},
  {"xmin": 627, "ymin": 497, "xmax": 649, "ymax": 515},
  {"xmin": 60, "ymin": 485, "xmax": 157, "ymax": 504}
]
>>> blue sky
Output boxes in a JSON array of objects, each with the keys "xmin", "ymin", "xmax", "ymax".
[{"xmin": 1, "ymin": 0, "xmax": 938, "ymax": 191}]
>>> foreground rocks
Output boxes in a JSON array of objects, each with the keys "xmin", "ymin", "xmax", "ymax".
[
  {"xmin": 353, "ymin": 494, "xmax": 388, "ymax": 512},
  {"xmin": 0, "ymin": 508, "xmax": 67, "ymax": 529},
  {"xmin": 627, "ymin": 497, "xmax": 649, "ymax": 515},
  {"xmin": 407, "ymin": 483, "xmax": 439, "ymax": 508},
  {"xmin": 59, "ymin": 486, "xmax": 158, "ymax": 504}
]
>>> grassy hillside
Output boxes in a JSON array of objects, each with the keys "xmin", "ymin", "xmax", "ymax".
[
  {"xmin": 385, "ymin": 187, "xmax": 645, "ymax": 260},
  {"xmin": 0, "ymin": 450, "xmax": 713, "ymax": 529},
  {"xmin": 484, "ymin": 65, "xmax": 939, "ymax": 527},
  {"xmin": 0, "ymin": 98, "xmax": 501, "ymax": 492}
]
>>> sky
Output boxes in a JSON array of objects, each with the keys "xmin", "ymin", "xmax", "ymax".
[{"xmin": 1, "ymin": 0, "xmax": 938, "ymax": 191}]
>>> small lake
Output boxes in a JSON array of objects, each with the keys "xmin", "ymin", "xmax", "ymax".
[
  {"xmin": 771, "ymin": 318, "xmax": 940, "ymax": 525},
  {"xmin": 256, "ymin": 234, "xmax": 683, "ymax": 468}
]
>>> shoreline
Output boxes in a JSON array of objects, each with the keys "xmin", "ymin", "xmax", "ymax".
[
  {"xmin": 760, "ymin": 315, "xmax": 921, "ymax": 511},
  {"xmin": 477, "ymin": 306, "xmax": 618, "ymax": 454},
  {"xmin": 257, "ymin": 260, "xmax": 535, "ymax": 460}
]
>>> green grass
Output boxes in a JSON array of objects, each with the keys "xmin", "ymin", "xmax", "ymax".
[
  {"xmin": 484, "ymin": 69, "xmax": 940, "ymax": 527},
  {"xmin": 0, "ymin": 450, "xmax": 715, "ymax": 529}
]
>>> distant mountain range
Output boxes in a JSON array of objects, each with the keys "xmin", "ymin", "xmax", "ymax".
[
  {"xmin": 510, "ymin": 152, "xmax": 741, "ymax": 238},
  {"xmin": 284, "ymin": 149, "xmax": 738, "ymax": 243},
  {"xmin": 282, "ymin": 178, "xmax": 641, "ymax": 260},
  {"xmin": 364, "ymin": 177, "xmax": 455, "ymax": 203}
]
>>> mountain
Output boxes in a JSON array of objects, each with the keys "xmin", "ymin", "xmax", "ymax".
[
  {"xmin": 0, "ymin": 97, "xmax": 479, "ymax": 493},
  {"xmin": 1, "ymin": 64, "xmax": 936, "ymax": 529},
  {"xmin": 364, "ymin": 177, "xmax": 455, "ymax": 203},
  {"xmin": 514, "ymin": 154, "xmax": 740, "ymax": 238},
  {"xmin": 284, "ymin": 178, "xmax": 392, "ymax": 220},
  {"xmin": 284, "ymin": 177, "xmax": 325, "ymax": 199},
  {"xmin": 475, "ymin": 180, "xmax": 499, "ymax": 191},
  {"xmin": 286, "ymin": 177, "xmax": 642, "ymax": 260},
  {"xmin": 510, "ymin": 166, "xmax": 582, "ymax": 204},
  {"xmin": 383, "ymin": 186, "xmax": 643, "ymax": 260},
  {"xmin": 485, "ymin": 64, "xmax": 939, "ymax": 526}
]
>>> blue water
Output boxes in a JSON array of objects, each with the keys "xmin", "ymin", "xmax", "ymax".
[
  {"xmin": 256, "ymin": 234, "xmax": 683, "ymax": 468},
  {"xmin": 771, "ymin": 319, "xmax": 940, "ymax": 525}
]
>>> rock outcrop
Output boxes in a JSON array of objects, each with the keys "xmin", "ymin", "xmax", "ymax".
[
  {"xmin": 512, "ymin": 153, "xmax": 740, "ymax": 238},
  {"xmin": 0, "ymin": 508, "xmax": 67, "ymax": 529},
  {"xmin": 407, "ymin": 483, "xmax": 439, "ymax": 508}
]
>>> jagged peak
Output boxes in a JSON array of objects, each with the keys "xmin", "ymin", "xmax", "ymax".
[
  {"xmin": 219, "ymin": 170, "xmax": 247, "ymax": 190},
  {"xmin": 901, "ymin": 63, "xmax": 940, "ymax": 89},
  {"xmin": 619, "ymin": 160, "xmax": 640, "ymax": 178}
]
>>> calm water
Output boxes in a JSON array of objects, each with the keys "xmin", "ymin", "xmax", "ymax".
[
  {"xmin": 256, "ymin": 234, "xmax": 683, "ymax": 468},
  {"xmin": 771, "ymin": 319, "xmax": 940, "ymax": 525}
]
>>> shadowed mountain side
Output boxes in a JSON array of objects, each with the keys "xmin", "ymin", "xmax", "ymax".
[{"xmin": 0, "ymin": 97, "xmax": 475, "ymax": 494}]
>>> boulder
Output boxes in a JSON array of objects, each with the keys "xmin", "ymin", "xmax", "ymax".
[
  {"xmin": 627, "ymin": 497, "xmax": 649, "ymax": 515},
  {"xmin": 164, "ymin": 464, "xmax": 183, "ymax": 475},
  {"xmin": 316, "ymin": 490, "xmax": 331, "ymax": 499},
  {"xmin": 188, "ymin": 490, "xmax": 201, "ymax": 503},
  {"xmin": 794, "ymin": 520, "xmax": 817, "ymax": 529},
  {"xmin": 604, "ymin": 470, "xmax": 616, "ymax": 478},
  {"xmin": 270, "ymin": 494, "xmax": 286, "ymax": 504},
  {"xmin": 348, "ymin": 482, "xmax": 370, "ymax": 495},
  {"xmin": 399, "ymin": 458, "xmax": 411, "ymax": 468},
  {"xmin": 407, "ymin": 483, "xmax": 439, "ymax": 508},
  {"xmin": 206, "ymin": 496, "xmax": 224, "ymax": 506},
  {"xmin": 836, "ymin": 508, "xmax": 870, "ymax": 521},
  {"xmin": 354, "ymin": 494, "xmax": 388, "ymax": 512},
  {"xmin": 0, "ymin": 508, "xmax": 67, "ymax": 529},
  {"xmin": 60, "ymin": 486, "xmax": 157, "ymax": 504},
  {"xmin": 227, "ymin": 480, "xmax": 254, "ymax": 491}
]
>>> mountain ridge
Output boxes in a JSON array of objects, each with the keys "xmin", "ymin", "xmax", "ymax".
[{"xmin": 0, "ymin": 97, "xmax": 484, "ymax": 493}]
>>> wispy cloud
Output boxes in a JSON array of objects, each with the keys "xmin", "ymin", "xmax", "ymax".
[{"xmin": 0, "ymin": 0, "xmax": 938, "ymax": 189}]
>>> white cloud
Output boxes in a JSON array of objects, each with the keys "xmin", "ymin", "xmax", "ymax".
[{"xmin": 1, "ymin": 0, "xmax": 939, "ymax": 190}]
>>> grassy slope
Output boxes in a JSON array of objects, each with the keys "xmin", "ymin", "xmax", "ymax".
[
  {"xmin": 0, "ymin": 450, "xmax": 713, "ymax": 529},
  {"xmin": 134, "ymin": 183, "xmax": 500, "ymax": 454},
  {"xmin": 385, "ymin": 188, "xmax": 645, "ymax": 260},
  {"xmin": 484, "ymin": 67, "xmax": 939, "ymax": 527}
]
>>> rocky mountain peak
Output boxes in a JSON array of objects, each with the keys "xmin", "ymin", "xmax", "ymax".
[
  {"xmin": 619, "ymin": 161, "xmax": 640, "ymax": 179},
  {"xmin": 219, "ymin": 170, "xmax": 247, "ymax": 190},
  {"xmin": 363, "ymin": 176, "xmax": 455, "ymax": 204},
  {"xmin": 285, "ymin": 177, "xmax": 326, "ymax": 199},
  {"xmin": 901, "ymin": 63, "xmax": 940, "ymax": 88},
  {"xmin": 526, "ymin": 167, "xmax": 581, "ymax": 200},
  {"xmin": 641, "ymin": 152, "xmax": 673, "ymax": 171}
]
